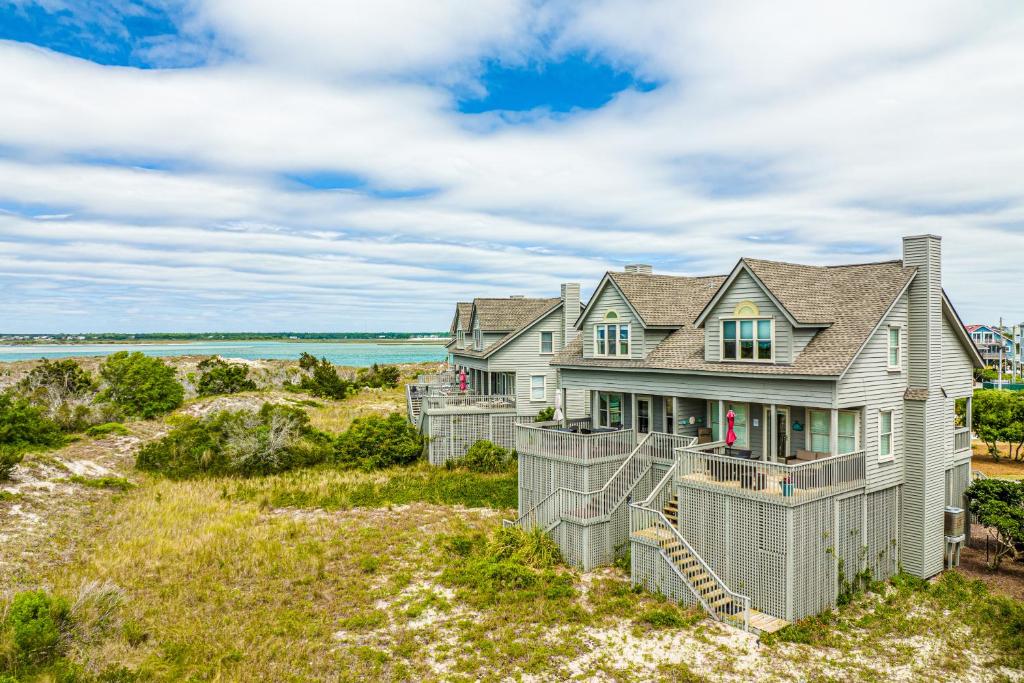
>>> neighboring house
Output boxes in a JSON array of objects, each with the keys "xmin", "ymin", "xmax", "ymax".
[
  {"xmin": 445, "ymin": 302, "xmax": 474, "ymax": 354},
  {"xmin": 448, "ymin": 284, "xmax": 586, "ymax": 417},
  {"xmin": 509, "ymin": 235, "xmax": 982, "ymax": 634},
  {"xmin": 965, "ymin": 324, "xmax": 1013, "ymax": 369}
]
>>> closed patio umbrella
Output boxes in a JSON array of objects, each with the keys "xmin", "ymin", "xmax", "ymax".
[
  {"xmin": 459, "ymin": 368, "xmax": 467, "ymax": 392},
  {"xmin": 726, "ymin": 409, "xmax": 737, "ymax": 447},
  {"xmin": 553, "ymin": 391, "xmax": 564, "ymax": 423}
]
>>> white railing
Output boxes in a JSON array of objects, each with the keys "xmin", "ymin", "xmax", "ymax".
[
  {"xmin": 954, "ymin": 427, "xmax": 971, "ymax": 453},
  {"xmin": 424, "ymin": 393, "xmax": 515, "ymax": 411},
  {"xmin": 630, "ymin": 498, "xmax": 751, "ymax": 631},
  {"xmin": 675, "ymin": 444, "xmax": 866, "ymax": 506},
  {"xmin": 507, "ymin": 432, "xmax": 693, "ymax": 529},
  {"xmin": 515, "ymin": 423, "xmax": 636, "ymax": 463},
  {"xmin": 416, "ymin": 371, "xmax": 457, "ymax": 385}
]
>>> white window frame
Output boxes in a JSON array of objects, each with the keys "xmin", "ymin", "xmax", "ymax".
[
  {"xmin": 456, "ymin": 329, "xmax": 465, "ymax": 347},
  {"xmin": 664, "ymin": 396, "xmax": 675, "ymax": 434},
  {"xmin": 807, "ymin": 409, "xmax": 861, "ymax": 455},
  {"xmin": 593, "ymin": 322, "xmax": 631, "ymax": 358},
  {"xmin": 598, "ymin": 392, "xmax": 624, "ymax": 428},
  {"xmin": 878, "ymin": 409, "xmax": 894, "ymax": 462},
  {"xmin": 539, "ymin": 330, "xmax": 554, "ymax": 355},
  {"xmin": 473, "ymin": 322, "xmax": 482, "ymax": 350},
  {"xmin": 530, "ymin": 374, "xmax": 546, "ymax": 402},
  {"xmin": 887, "ymin": 325, "xmax": 902, "ymax": 371},
  {"xmin": 720, "ymin": 317, "xmax": 775, "ymax": 362}
]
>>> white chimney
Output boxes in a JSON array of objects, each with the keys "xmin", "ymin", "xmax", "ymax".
[
  {"xmin": 624, "ymin": 264, "xmax": 653, "ymax": 274},
  {"xmin": 900, "ymin": 234, "xmax": 945, "ymax": 579},
  {"xmin": 561, "ymin": 283, "xmax": 581, "ymax": 344}
]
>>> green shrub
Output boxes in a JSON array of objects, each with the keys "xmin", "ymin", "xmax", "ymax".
[
  {"xmin": 0, "ymin": 391, "xmax": 64, "ymax": 452},
  {"xmin": 0, "ymin": 447, "xmax": 24, "ymax": 481},
  {"xmin": 455, "ymin": 440, "xmax": 514, "ymax": 473},
  {"xmin": 97, "ymin": 352, "xmax": 184, "ymax": 419},
  {"xmin": 293, "ymin": 355, "xmax": 352, "ymax": 399},
  {"xmin": 964, "ymin": 478, "xmax": 1024, "ymax": 569},
  {"xmin": 136, "ymin": 403, "xmax": 332, "ymax": 478},
  {"xmin": 18, "ymin": 358, "xmax": 96, "ymax": 402},
  {"xmin": 196, "ymin": 356, "xmax": 258, "ymax": 397},
  {"xmin": 354, "ymin": 364, "xmax": 401, "ymax": 389},
  {"xmin": 534, "ymin": 406, "xmax": 555, "ymax": 422},
  {"xmin": 5, "ymin": 590, "xmax": 72, "ymax": 667},
  {"xmin": 334, "ymin": 413, "xmax": 423, "ymax": 470},
  {"xmin": 637, "ymin": 607, "xmax": 701, "ymax": 629},
  {"xmin": 86, "ymin": 422, "xmax": 131, "ymax": 438}
]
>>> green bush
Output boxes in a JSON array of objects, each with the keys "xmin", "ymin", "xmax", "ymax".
[
  {"xmin": 18, "ymin": 358, "xmax": 95, "ymax": 402},
  {"xmin": 354, "ymin": 364, "xmax": 401, "ymax": 389},
  {"xmin": 333, "ymin": 413, "xmax": 423, "ymax": 470},
  {"xmin": 294, "ymin": 356, "xmax": 352, "ymax": 399},
  {"xmin": 136, "ymin": 403, "xmax": 332, "ymax": 478},
  {"xmin": 98, "ymin": 352, "xmax": 184, "ymax": 419},
  {"xmin": 4, "ymin": 590, "xmax": 72, "ymax": 667},
  {"xmin": 85, "ymin": 422, "xmax": 131, "ymax": 438},
  {"xmin": 534, "ymin": 407, "xmax": 555, "ymax": 422},
  {"xmin": 0, "ymin": 391, "xmax": 64, "ymax": 452},
  {"xmin": 0, "ymin": 447, "xmax": 24, "ymax": 481},
  {"xmin": 455, "ymin": 440, "xmax": 515, "ymax": 473},
  {"xmin": 196, "ymin": 356, "xmax": 258, "ymax": 397},
  {"xmin": 964, "ymin": 478, "xmax": 1024, "ymax": 569}
]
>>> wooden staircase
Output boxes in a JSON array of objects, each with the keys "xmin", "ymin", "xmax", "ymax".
[{"xmin": 638, "ymin": 495, "xmax": 790, "ymax": 635}]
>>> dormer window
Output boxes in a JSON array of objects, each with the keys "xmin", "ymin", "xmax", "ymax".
[
  {"xmin": 473, "ymin": 322, "xmax": 482, "ymax": 350},
  {"xmin": 456, "ymin": 329, "xmax": 465, "ymax": 347},
  {"xmin": 722, "ymin": 317, "xmax": 773, "ymax": 361},
  {"xmin": 595, "ymin": 311, "xmax": 630, "ymax": 357}
]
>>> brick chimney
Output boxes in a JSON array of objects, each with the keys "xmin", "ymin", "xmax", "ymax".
[
  {"xmin": 561, "ymin": 283, "xmax": 581, "ymax": 344},
  {"xmin": 901, "ymin": 234, "xmax": 945, "ymax": 578}
]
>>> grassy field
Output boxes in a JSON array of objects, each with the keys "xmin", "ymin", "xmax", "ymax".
[{"xmin": 3, "ymin": 367, "xmax": 1024, "ymax": 681}]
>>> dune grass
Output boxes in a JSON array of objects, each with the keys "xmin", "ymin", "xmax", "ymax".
[{"xmin": 227, "ymin": 461, "xmax": 518, "ymax": 511}]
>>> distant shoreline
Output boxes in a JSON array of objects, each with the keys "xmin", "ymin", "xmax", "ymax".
[{"xmin": 0, "ymin": 338, "xmax": 449, "ymax": 347}]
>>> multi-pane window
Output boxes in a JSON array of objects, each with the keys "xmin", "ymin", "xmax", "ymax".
[
  {"xmin": 888, "ymin": 326, "xmax": 901, "ymax": 370},
  {"xmin": 664, "ymin": 397, "xmax": 675, "ymax": 434},
  {"xmin": 722, "ymin": 319, "xmax": 773, "ymax": 361},
  {"xmin": 539, "ymin": 331, "xmax": 554, "ymax": 354},
  {"xmin": 598, "ymin": 392, "xmax": 623, "ymax": 428},
  {"xmin": 473, "ymin": 325, "xmax": 482, "ymax": 350},
  {"xmin": 808, "ymin": 410, "xmax": 860, "ymax": 454},
  {"xmin": 879, "ymin": 410, "xmax": 893, "ymax": 460},
  {"xmin": 456, "ymin": 330, "xmax": 465, "ymax": 346},
  {"xmin": 530, "ymin": 375, "xmax": 545, "ymax": 401},
  {"xmin": 595, "ymin": 323, "xmax": 630, "ymax": 356}
]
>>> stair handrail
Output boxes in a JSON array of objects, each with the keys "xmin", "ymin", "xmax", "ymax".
[
  {"xmin": 629, "ymin": 501, "xmax": 752, "ymax": 632},
  {"xmin": 507, "ymin": 431, "xmax": 693, "ymax": 529}
]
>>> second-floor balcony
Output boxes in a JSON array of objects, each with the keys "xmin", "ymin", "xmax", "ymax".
[{"xmin": 675, "ymin": 441, "xmax": 866, "ymax": 506}]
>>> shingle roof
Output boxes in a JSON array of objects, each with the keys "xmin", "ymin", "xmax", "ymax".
[
  {"xmin": 609, "ymin": 272, "xmax": 726, "ymax": 326},
  {"xmin": 553, "ymin": 259, "xmax": 917, "ymax": 377},
  {"xmin": 453, "ymin": 297, "xmax": 562, "ymax": 358}
]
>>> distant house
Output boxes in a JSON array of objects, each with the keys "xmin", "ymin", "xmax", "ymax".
[
  {"xmin": 506, "ymin": 234, "xmax": 982, "ymax": 634},
  {"xmin": 965, "ymin": 324, "xmax": 1013, "ymax": 369}
]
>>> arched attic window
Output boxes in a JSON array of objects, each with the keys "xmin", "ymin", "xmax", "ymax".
[{"xmin": 595, "ymin": 310, "xmax": 630, "ymax": 357}]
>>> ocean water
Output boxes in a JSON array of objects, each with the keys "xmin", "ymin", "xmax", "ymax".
[{"xmin": 0, "ymin": 341, "xmax": 448, "ymax": 367}]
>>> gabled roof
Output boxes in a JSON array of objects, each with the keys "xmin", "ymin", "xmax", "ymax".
[
  {"xmin": 448, "ymin": 302, "xmax": 472, "ymax": 335},
  {"xmin": 554, "ymin": 259, "xmax": 919, "ymax": 377},
  {"xmin": 606, "ymin": 272, "xmax": 726, "ymax": 327},
  {"xmin": 454, "ymin": 297, "xmax": 562, "ymax": 359},
  {"xmin": 943, "ymin": 294, "xmax": 986, "ymax": 368}
]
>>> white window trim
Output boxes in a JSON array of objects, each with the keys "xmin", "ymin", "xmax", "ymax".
[
  {"xmin": 529, "ymin": 374, "xmax": 546, "ymax": 402},
  {"xmin": 593, "ymin": 322, "xmax": 632, "ymax": 358},
  {"xmin": 887, "ymin": 325, "xmax": 902, "ymax": 371},
  {"xmin": 539, "ymin": 330, "xmax": 554, "ymax": 355},
  {"xmin": 456, "ymin": 329, "xmax": 465, "ymax": 347},
  {"xmin": 598, "ymin": 392, "xmax": 624, "ymax": 428},
  {"xmin": 720, "ymin": 316, "xmax": 775, "ymax": 363},
  {"xmin": 878, "ymin": 409, "xmax": 895, "ymax": 463},
  {"xmin": 807, "ymin": 409, "xmax": 861, "ymax": 455}
]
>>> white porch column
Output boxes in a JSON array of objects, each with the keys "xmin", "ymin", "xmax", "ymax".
[
  {"xmin": 769, "ymin": 402, "xmax": 777, "ymax": 463},
  {"xmin": 718, "ymin": 399, "xmax": 725, "ymax": 442},
  {"xmin": 830, "ymin": 408, "xmax": 839, "ymax": 457},
  {"xmin": 966, "ymin": 395, "xmax": 973, "ymax": 432}
]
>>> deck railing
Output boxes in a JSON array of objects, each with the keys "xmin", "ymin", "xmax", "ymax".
[
  {"xmin": 514, "ymin": 423, "xmax": 636, "ymax": 463},
  {"xmin": 954, "ymin": 427, "xmax": 971, "ymax": 453},
  {"xmin": 424, "ymin": 393, "xmax": 515, "ymax": 412},
  {"xmin": 675, "ymin": 444, "xmax": 866, "ymax": 506},
  {"xmin": 416, "ymin": 371, "xmax": 457, "ymax": 385},
  {"xmin": 508, "ymin": 432, "xmax": 693, "ymax": 529}
]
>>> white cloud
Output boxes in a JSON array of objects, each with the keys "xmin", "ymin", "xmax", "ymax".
[{"xmin": 1, "ymin": 1, "xmax": 1023, "ymax": 330}]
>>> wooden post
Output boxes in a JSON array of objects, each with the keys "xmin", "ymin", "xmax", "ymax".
[
  {"xmin": 966, "ymin": 395, "xmax": 973, "ymax": 432},
  {"xmin": 830, "ymin": 408, "xmax": 839, "ymax": 457}
]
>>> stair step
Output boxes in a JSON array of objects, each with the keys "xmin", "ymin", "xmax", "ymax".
[{"xmin": 748, "ymin": 610, "xmax": 791, "ymax": 634}]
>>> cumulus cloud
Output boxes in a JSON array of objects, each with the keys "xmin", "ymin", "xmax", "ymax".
[{"xmin": 0, "ymin": 1, "xmax": 1022, "ymax": 331}]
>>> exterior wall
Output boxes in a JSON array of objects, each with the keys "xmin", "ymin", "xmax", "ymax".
[
  {"xmin": 561, "ymin": 368, "xmax": 835, "ymax": 408},
  {"xmin": 704, "ymin": 269, "xmax": 797, "ymax": 364},
  {"xmin": 579, "ymin": 282, "xmax": 645, "ymax": 360},
  {"xmin": 837, "ymin": 292, "xmax": 908, "ymax": 493},
  {"xmin": 489, "ymin": 309, "xmax": 564, "ymax": 416}
]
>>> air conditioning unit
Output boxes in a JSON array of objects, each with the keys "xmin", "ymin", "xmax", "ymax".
[{"xmin": 945, "ymin": 506, "xmax": 965, "ymax": 538}]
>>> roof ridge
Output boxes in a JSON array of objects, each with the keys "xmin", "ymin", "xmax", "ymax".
[{"xmin": 742, "ymin": 256, "xmax": 907, "ymax": 270}]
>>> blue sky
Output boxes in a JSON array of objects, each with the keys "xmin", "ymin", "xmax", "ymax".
[{"xmin": 0, "ymin": 1, "xmax": 1022, "ymax": 332}]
